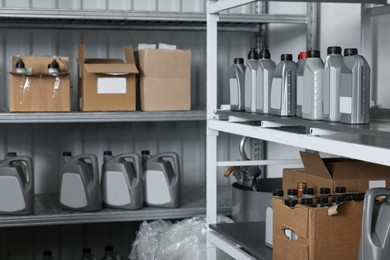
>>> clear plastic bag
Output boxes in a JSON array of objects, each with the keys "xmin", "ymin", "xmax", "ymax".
[{"xmin": 129, "ymin": 215, "xmax": 233, "ymax": 260}]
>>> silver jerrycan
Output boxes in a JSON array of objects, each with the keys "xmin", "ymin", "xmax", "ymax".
[
  {"xmin": 102, "ymin": 151, "xmax": 143, "ymax": 210},
  {"xmin": 142, "ymin": 150, "xmax": 180, "ymax": 208},
  {"xmin": 59, "ymin": 152, "xmax": 102, "ymax": 211},
  {"xmin": 359, "ymin": 188, "xmax": 390, "ymax": 260},
  {"xmin": 0, "ymin": 154, "xmax": 34, "ymax": 214}
]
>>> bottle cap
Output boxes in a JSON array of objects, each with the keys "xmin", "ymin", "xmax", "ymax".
[
  {"xmin": 281, "ymin": 54, "xmax": 293, "ymax": 61},
  {"xmin": 327, "ymin": 46, "xmax": 342, "ymax": 55},
  {"xmin": 105, "ymin": 245, "xmax": 114, "ymax": 252},
  {"xmin": 333, "ymin": 195, "xmax": 345, "ymax": 204},
  {"xmin": 43, "ymin": 250, "xmax": 52, "ymax": 256},
  {"xmin": 287, "ymin": 188, "xmax": 298, "ymax": 196},
  {"xmin": 16, "ymin": 58, "xmax": 25, "ymax": 69},
  {"xmin": 259, "ymin": 47, "xmax": 271, "ymax": 59},
  {"xmin": 285, "ymin": 198, "xmax": 298, "ymax": 207},
  {"xmin": 6, "ymin": 152, "xmax": 17, "ymax": 157},
  {"xmin": 301, "ymin": 197, "xmax": 313, "ymax": 206},
  {"xmin": 319, "ymin": 197, "xmax": 329, "ymax": 203},
  {"xmin": 298, "ymin": 51, "xmax": 308, "ymax": 59},
  {"xmin": 234, "ymin": 58, "xmax": 244, "ymax": 64},
  {"xmin": 82, "ymin": 248, "xmax": 91, "ymax": 254},
  {"xmin": 319, "ymin": 187, "xmax": 331, "ymax": 194},
  {"xmin": 273, "ymin": 189, "xmax": 284, "ymax": 197},
  {"xmin": 344, "ymin": 48, "xmax": 358, "ymax": 56},
  {"xmin": 62, "ymin": 151, "xmax": 72, "ymax": 157},
  {"xmin": 303, "ymin": 188, "xmax": 314, "ymax": 195},
  {"xmin": 48, "ymin": 59, "xmax": 59, "ymax": 69},
  {"xmin": 103, "ymin": 151, "xmax": 112, "ymax": 156},
  {"xmin": 141, "ymin": 150, "xmax": 150, "ymax": 155},
  {"xmin": 248, "ymin": 48, "xmax": 259, "ymax": 60},
  {"xmin": 307, "ymin": 50, "xmax": 321, "ymax": 58},
  {"xmin": 335, "ymin": 186, "xmax": 347, "ymax": 194}
]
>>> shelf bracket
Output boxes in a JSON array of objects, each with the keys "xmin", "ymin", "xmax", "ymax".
[{"xmin": 309, "ymin": 128, "xmax": 340, "ymax": 136}]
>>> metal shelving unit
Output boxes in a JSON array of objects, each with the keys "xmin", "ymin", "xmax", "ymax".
[
  {"xmin": 206, "ymin": 1, "xmax": 390, "ymax": 259},
  {"xmin": 0, "ymin": 186, "xmax": 231, "ymax": 228}
]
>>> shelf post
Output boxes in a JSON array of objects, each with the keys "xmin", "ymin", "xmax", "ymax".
[{"xmin": 306, "ymin": 2, "xmax": 320, "ymax": 50}]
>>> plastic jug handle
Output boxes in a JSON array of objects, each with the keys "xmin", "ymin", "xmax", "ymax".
[
  {"xmin": 75, "ymin": 154, "xmax": 99, "ymax": 185},
  {"xmin": 155, "ymin": 152, "xmax": 180, "ymax": 186},
  {"xmin": 119, "ymin": 153, "xmax": 142, "ymax": 187},
  {"xmin": 363, "ymin": 188, "xmax": 390, "ymax": 248},
  {"xmin": 5, "ymin": 156, "xmax": 34, "ymax": 189}
]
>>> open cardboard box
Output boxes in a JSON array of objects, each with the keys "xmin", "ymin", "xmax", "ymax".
[
  {"xmin": 137, "ymin": 49, "xmax": 191, "ymax": 111},
  {"xmin": 283, "ymin": 151, "xmax": 390, "ymax": 195},
  {"xmin": 9, "ymin": 56, "xmax": 70, "ymax": 112},
  {"xmin": 272, "ymin": 198, "xmax": 363, "ymax": 260},
  {"xmin": 78, "ymin": 45, "xmax": 138, "ymax": 111}
]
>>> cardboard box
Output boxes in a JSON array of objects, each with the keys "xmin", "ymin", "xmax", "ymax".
[
  {"xmin": 283, "ymin": 151, "xmax": 390, "ymax": 195},
  {"xmin": 273, "ymin": 198, "xmax": 363, "ymax": 260},
  {"xmin": 9, "ymin": 56, "xmax": 70, "ymax": 112},
  {"xmin": 137, "ymin": 49, "xmax": 191, "ymax": 111},
  {"xmin": 78, "ymin": 45, "xmax": 138, "ymax": 111}
]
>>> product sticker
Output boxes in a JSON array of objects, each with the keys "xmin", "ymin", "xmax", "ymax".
[
  {"xmin": 97, "ymin": 78, "xmax": 126, "ymax": 94},
  {"xmin": 229, "ymin": 78, "xmax": 238, "ymax": 106},
  {"xmin": 369, "ymin": 180, "xmax": 386, "ymax": 189},
  {"xmin": 340, "ymin": 96, "xmax": 352, "ymax": 114},
  {"xmin": 270, "ymin": 78, "xmax": 281, "ymax": 109}
]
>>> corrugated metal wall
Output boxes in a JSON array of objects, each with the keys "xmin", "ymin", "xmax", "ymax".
[{"xmin": 0, "ymin": 1, "xmax": 257, "ymax": 259}]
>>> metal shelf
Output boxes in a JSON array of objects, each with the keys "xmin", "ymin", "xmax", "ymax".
[
  {"xmin": 0, "ymin": 9, "xmax": 307, "ymax": 30},
  {"xmin": 0, "ymin": 186, "xmax": 231, "ymax": 227},
  {"xmin": 0, "ymin": 109, "xmax": 206, "ymax": 123}
]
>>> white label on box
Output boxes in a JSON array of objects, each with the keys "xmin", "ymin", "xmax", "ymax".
[
  {"xmin": 340, "ymin": 96, "xmax": 352, "ymax": 114},
  {"xmin": 97, "ymin": 78, "xmax": 126, "ymax": 94},
  {"xmin": 369, "ymin": 180, "xmax": 386, "ymax": 189}
]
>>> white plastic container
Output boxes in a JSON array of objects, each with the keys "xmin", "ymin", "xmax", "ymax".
[
  {"xmin": 244, "ymin": 48, "xmax": 259, "ymax": 113},
  {"xmin": 270, "ymin": 54, "xmax": 297, "ymax": 117},
  {"xmin": 229, "ymin": 58, "xmax": 246, "ymax": 111},
  {"xmin": 324, "ymin": 46, "xmax": 343, "ymax": 122},
  {"xmin": 340, "ymin": 48, "xmax": 371, "ymax": 124},
  {"xmin": 302, "ymin": 50, "xmax": 324, "ymax": 120},
  {"xmin": 256, "ymin": 47, "xmax": 276, "ymax": 114},
  {"xmin": 296, "ymin": 51, "xmax": 307, "ymax": 117}
]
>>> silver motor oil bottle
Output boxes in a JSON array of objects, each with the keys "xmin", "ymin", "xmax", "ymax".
[
  {"xmin": 302, "ymin": 50, "xmax": 324, "ymax": 120},
  {"xmin": 102, "ymin": 151, "xmax": 143, "ymax": 210},
  {"xmin": 59, "ymin": 152, "xmax": 102, "ymax": 212},
  {"xmin": 142, "ymin": 150, "xmax": 180, "ymax": 208},
  {"xmin": 296, "ymin": 51, "xmax": 307, "ymax": 117},
  {"xmin": 270, "ymin": 54, "xmax": 297, "ymax": 116},
  {"xmin": 256, "ymin": 47, "xmax": 276, "ymax": 114},
  {"xmin": 340, "ymin": 48, "xmax": 371, "ymax": 124},
  {"xmin": 0, "ymin": 155, "xmax": 34, "ymax": 215},
  {"xmin": 245, "ymin": 48, "xmax": 259, "ymax": 112},
  {"xmin": 229, "ymin": 58, "xmax": 246, "ymax": 111},
  {"xmin": 324, "ymin": 46, "xmax": 344, "ymax": 122}
]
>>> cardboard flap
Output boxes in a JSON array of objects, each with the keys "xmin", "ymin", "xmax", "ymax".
[
  {"xmin": 300, "ymin": 151, "xmax": 332, "ymax": 179},
  {"xmin": 124, "ymin": 45, "xmax": 135, "ymax": 64},
  {"xmin": 78, "ymin": 45, "xmax": 85, "ymax": 64},
  {"xmin": 84, "ymin": 64, "xmax": 138, "ymax": 74}
]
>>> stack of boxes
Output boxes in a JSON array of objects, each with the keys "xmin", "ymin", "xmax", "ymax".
[
  {"xmin": 273, "ymin": 151, "xmax": 390, "ymax": 260},
  {"xmin": 8, "ymin": 44, "xmax": 192, "ymax": 113}
]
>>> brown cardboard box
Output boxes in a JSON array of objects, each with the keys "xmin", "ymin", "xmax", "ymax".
[
  {"xmin": 137, "ymin": 49, "xmax": 191, "ymax": 111},
  {"xmin": 78, "ymin": 45, "xmax": 138, "ymax": 111},
  {"xmin": 283, "ymin": 151, "xmax": 390, "ymax": 195},
  {"xmin": 9, "ymin": 56, "xmax": 70, "ymax": 112},
  {"xmin": 273, "ymin": 198, "xmax": 363, "ymax": 260}
]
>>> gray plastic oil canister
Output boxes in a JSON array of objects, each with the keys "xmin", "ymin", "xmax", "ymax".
[
  {"xmin": 302, "ymin": 50, "xmax": 324, "ymax": 120},
  {"xmin": 59, "ymin": 152, "xmax": 102, "ymax": 212},
  {"xmin": 340, "ymin": 48, "xmax": 370, "ymax": 124},
  {"xmin": 359, "ymin": 188, "xmax": 390, "ymax": 260},
  {"xmin": 245, "ymin": 48, "xmax": 259, "ymax": 113},
  {"xmin": 142, "ymin": 150, "xmax": 180, "ymax": 208},
  {"xmin": 324, "ymin": 46, "xmax": 344, "ymax": 122},
  {"xmin": 102, "ymin": 151, "xmax": 143, "ymax": 210},
  {"xmin": 80, "ymin": 248, "xmax": 97, "ymax": 260},
  {"xmin": 270, "ymin": 54, "xmax": 297, "ymax": 116},
  {"xmin": 296, "ymin": 51, "xmax": 307, "ymax": 117},
  {"xmin": 229, "ymin": 58, "xmax": 246, "ymax": 111},
  {"xmin": 0, "ymin": 155, "xmax": 34, "ymax": 215},
  {"xmin": 256, "ymin": 47, "xmax": 276, "ymax": 114}
]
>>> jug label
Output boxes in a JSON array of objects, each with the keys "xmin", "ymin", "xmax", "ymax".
[
  {"xmin": 60, "ymin": 173, "xmax": 88, "ymax": 208},
  {"xmin": 229, "ymin": 78, "xmax": 239, "ymax": 106},
  {"xmin": 271, "ymin": 78, "xmax": 282, "ymax": 109},
  {"xmin": 103, "ymin": 171, "xmax": 131, "ymax": 206},
  {"xmin": 297, "ymin": 76, "xmax": 303, "ymax": 106},
  {"xmin": 0, "ymin": 176, "xmax": 25, "ymax": 212},
  {"xmin": 145, "ymin": 170, "xmax": 171, "ymax": 205},
  {"xmin": 340, "ymin": 96, "xmax": 352, "ymax": 114},
  {"xmin": 97, "ymin": 78, "xmax": 127, "ymax": 94}
]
